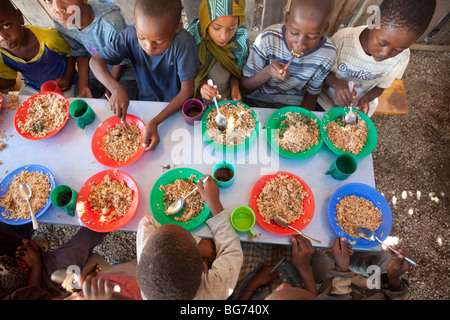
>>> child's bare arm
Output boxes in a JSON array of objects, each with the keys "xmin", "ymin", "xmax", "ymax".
[
  {"xmin": 356, "ymin": 86, "xmax": 384, "ymax": 114},
  {"xmin": 240, "ymin": 61, "xmax": 289, "ymax": 95},
  {"xmin": 143, "ymin": 78, "xmax": 194, "ymax": 151},
  {"xmin": 324, "ymin": 72, "xmax": 353, "ymax": 107},
  {"xmin": 90, "ymin": 53, "xmax": 129, "ymax": 120},
  {"xmin": 56, "ymin": 56, "xmax": 76, "ymax": 91},
  {"xmin": 229, "ymin": 75, "xmax": 242, "ymax": 101},
  {"xmin": 302, "ymin": 93, "xmax": 318, "ymax": 111}
]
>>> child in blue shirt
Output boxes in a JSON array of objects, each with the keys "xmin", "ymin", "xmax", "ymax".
[
  {"xmin": 90, "ymin": 0, "xmax": 200, "ymax": 151},
  {"xmin": 43, "ymin": 0, "xmax": 137, "ymax": 100},
  {"xmin": 0, "ymin": 0, "xmax": 77, "ymax": 96},
  {"xmin": 240, "ymin": 0, "xmax": 335, "ymax": 110}
]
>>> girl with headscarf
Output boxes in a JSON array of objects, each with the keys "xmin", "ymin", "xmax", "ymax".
[{"xmin": 187, "ymin": 0, "xmax": 249, "ymax": 103}]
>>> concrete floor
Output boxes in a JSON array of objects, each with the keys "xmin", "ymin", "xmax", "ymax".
[{"xmin": 34, "ymin": 50, "xmax": 449, "ymax": 300}]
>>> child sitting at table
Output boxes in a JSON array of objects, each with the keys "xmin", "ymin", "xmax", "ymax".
[
  {"xmin": 81, "ymin": 176, "xmax": 243, "ymax": 300},
  {"xmin": 90, "ymin": 0, "xmax": 200, "ymax": 151},
  {"xmin": 43, "ymin": 0, "xmax": 138, "ymax": 100},
  {"xmin": 317, "ymin": 0, "xmax": 437, "ymax": 117},
  {"xmin": 240, "ymin": 0, "xmax": 336, "ymax": 110},
  {"xmin": 0, "ymin": 0, "xmax": 77, "ymax": 96},
  {"xmin": 187, "ymin": 0, "xmax": 249, "ymax": 103}
]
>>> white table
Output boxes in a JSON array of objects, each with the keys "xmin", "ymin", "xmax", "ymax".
[{"xmin": 0, "ymin": 95, "xmax": 375, "ymax": 248}]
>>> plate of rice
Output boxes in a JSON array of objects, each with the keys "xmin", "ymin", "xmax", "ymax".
[
  {"xmin": 150, "ymin": 168, "xmax": 210, "ymax": 230},
  {"xmin": 249, "ymin": 171, "xmax": 315, "ymax": 235},
  {"xmin": 0, "ymin": 164, "xmax": 55, "ymax": 225},
  {"xmin": 76, "ymin": 169, "xmax": 139, "ymax": 232},
  {"xmin": 201, "ymin": 100, "xmax": 259, "ymax": 152},
  {"xmin": 14, "ymin": 92, "xmax": 70, "ymax": 140},
  {"xmin": 328, "ymin": 183, "xmax": 392, "ymax": 248},
  {"xmin": 320, "ymin": 107, "xmax": 377, "ymax": 158},
  {"xmin": 91, "ymin": 114, "xmax": 146, "ymax": 168},
  {"xmin": 266, "ymin": 106, "xmax": 323, "ymax": 159}
]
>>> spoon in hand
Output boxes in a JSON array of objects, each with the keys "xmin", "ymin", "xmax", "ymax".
[
  {"xmin": 207, "ymin": 79, "xmax": 227, "ymax": 131},
  {"xmin": 344, "ymin": 81, "xmax": 357, "ymax": 125},
  {"xmin": 166, "ymin": 176, "xmax": 210, "ymax": 215},
  {"xmin": 355, "ymin": 227, "xmax": 417, "ymax": 268},
  {"xmin": 273, "ymin": 215, "xmax": 321, "ymax": 244},
  {"xmin": 18, "ymin": 183, "xmax": 38, "ymax": 230},
  {"xmin": 284, "ymin": 50, "xmax": 304, "ymax": 70}
]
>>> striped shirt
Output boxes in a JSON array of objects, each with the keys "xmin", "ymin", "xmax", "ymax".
[{"xmin": 243, "ymin": 24, "xmax": 336, "ymax": 106}]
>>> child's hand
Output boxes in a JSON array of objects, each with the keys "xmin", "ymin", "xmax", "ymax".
[
  {"xmin": 109, "ymin": 85, "xmax": 129, "ymax": 121},
  {"xmin": 78, "ymin": 86, "xmax": 94, "ymax": 98},
  {"xmin": 196, "ymin": 176, "xmax": 224, "ymax": 215},
  {"xmin": 268, "ymin": 61, "xmax": 290, "ymax": 82},
  {"xmin": 386, "ymin": 246, "xmax": 411, "ymax": 289},
  {"xmin": 249, "ymin": 265, "xmax": 281, "ymax": 288},
  {"xmin": 200, "ymin": 82, "xmax": 221, "ymax": 101},
  {"xmin": 356, "ymin": 96, "xmax": 370, "ymax": 115},
  {"xmin": 330, "ymin": 237, "xmax": 353, "ymax": 271},
  {"xmin": 333, "ymin": 80, "xmax": 354, "ymax": 107},
  {"xmin": 231, "ymin": 85, "xmax": 242, "ymax": 102},
  {"xmin": 55, "ymin": 75, "xmax": 73, "ymax": 92},
  {"xmin": 291, "ymin": 235, "xmax": 315, "ymax": 272},
  {"xmin": 82, "ymin": 274, "xmax": 114, "ymax": 300},
  {"xmin": 142, "ymin": 121, "xmax": 160, "ymax": 151},
  {"xmin": 15, "ymin": 239, "xmax": 42, "ymax": 269}
]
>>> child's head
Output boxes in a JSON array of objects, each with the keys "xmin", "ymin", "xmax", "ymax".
[
  {"xmin": 362, "ymin": 0, "xmax": 436, "ymax": 62},
  {"xmin": 284, "ymin": 0, "xmax": 334, "ymax": 56},
  {"xmin": 136, "ymin": 224, "xmax": 203, "ymax": 300},
  {"xmin": 0, "ymin": 0, "xmax": 25, "ymax": 52},
  {"xmin": 199, "ymin": 0, "xmax": 246, "ymax": 47},
  {"xmin": 42, "ymin": 0, "xmax": 89, "ymax": 28},
  {"xmin": 134, "ymin": 0, "xmax": 182, "ymax": 56}
]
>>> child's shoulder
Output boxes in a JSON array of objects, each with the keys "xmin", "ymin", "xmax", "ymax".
[
  {"xmin": 89, "ymin": 1, "xmax": 126, "ymax": 29},
  {"xmin": 25, "ymin": 25, "xmax": 63, "ymax": 42}
]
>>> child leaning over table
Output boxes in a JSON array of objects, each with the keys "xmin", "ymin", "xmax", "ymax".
[
  {"xmin": 317, "ymin": 0, "xmax": 437, "ymax": 117},
  {"xmin": 187, "ymin": 0, "xmax": 249, "ymax": 104},
  {"xmin": 240, "ymin": 0, "xmax": 336, "ymax": 110},
  {"xmin": 0, "ymin": 0, "xmax": 77, "ymax": 96},
  {"xmin": 81, "ymin": 176, "xmax": 243, "ymax": 300},
  {"xmin": 43, "ymin": 0, "xmax": 138, "ymax": 100},
  {"xmin": 90, "ymin": 0, "xmax": 200, "ymax": 151}
]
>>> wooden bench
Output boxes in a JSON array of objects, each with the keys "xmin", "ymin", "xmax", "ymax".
[{"xmin": 375, "ymin": 79, "xmax": 408, "ymax": 115}]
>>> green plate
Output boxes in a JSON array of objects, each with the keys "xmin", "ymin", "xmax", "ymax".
[
  {"xmin": 150, "ymin": 168, "xmax": 210, "ymax": 230},
  {"xmin": 320, "ymin": 107, "xmax": 378, "ymax": 159},
  {"xmin": 201, "ymin": 100, "xmax": 259, "ymax": 153},
  {"xmin": 266, "ymin": 106, "xmax": 323, "ymax": 159}
]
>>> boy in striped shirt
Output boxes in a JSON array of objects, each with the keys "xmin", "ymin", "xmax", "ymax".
[{"xmin": 240, "ymin": 0, "xmax": 336, "ymax": 110}]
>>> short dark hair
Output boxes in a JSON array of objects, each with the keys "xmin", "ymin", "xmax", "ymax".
[
  {"xmin": 380, "ymin": 0, "xmax": 436, "ymax": 36},
  {"xmin": 135, "ymin": 0, "xmax": 182, "ymax": 27},
  {"xmin": 0, "ymin": 0, "xmax": 18, "ymax": 17},
  {"xmin": 136, "ymin": 227, "xmax": 203, "ymax": 300}
]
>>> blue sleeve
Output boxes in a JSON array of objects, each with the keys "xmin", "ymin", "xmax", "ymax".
[
  {"xmin": 175, "ymin": 31, "xmax": 200, "ymax": 82},
  {"xmin": 99, "ymin": 25, "xmax": 135, "ymax": 65}
]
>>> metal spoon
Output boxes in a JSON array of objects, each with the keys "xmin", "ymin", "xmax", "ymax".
[
  {"xmin": 284, "ymin": 50, "xmax": 304, "ymax": 70},
  {"xmin": 18, "ymin": 183, "xmax": 38, "ymax": 230},
  {"xmin": 207, "ymin": 79, "xmax": 227, "ymax": 131},
  {"xmin": 105, "ymin": 94, "xmax": 137, "ymax": 136},
  {"xmin": 344, "ymin": 81, "xmax": 357, "ymax": 125},
  {"xmin": 166, "ymin": 176, "xmax": 210, "ymax": 215},
  {"xmin": 355, "ymin": 227, "xmax": 417, "ymax": 268},
  {"xmin": 273, "ymin": 215, "xmax": 321, "ymax": 244}
]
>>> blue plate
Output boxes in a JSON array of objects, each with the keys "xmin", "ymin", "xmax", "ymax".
[
  {"xmin": 0, "ymin": 164, "xmax": 56, "ymax": 225},
  {"xmin": 328, "ymin": 183, "xmax": 392, "ymax": 249}
]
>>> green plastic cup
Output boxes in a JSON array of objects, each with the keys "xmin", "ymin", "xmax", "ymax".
[
  {"xmin": 69, "ymin": 99, "xmax": 95, "ymax": 129},
  {"xmin": 212, "ymin": 161, "xmax": 235, "ymax": 188},
  {"xmin": 231, "ymin": 206, "xmax": 255, "ymax": 237},
  {"xmin": 326, "ymin": 154, "xmax": 358, "ymax": 180},
  {"xmin": 50, "ymin": 185, "xmax": 78, "ymax": 216}
]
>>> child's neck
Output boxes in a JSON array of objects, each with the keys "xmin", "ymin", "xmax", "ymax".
[
  {"xmin": 77, "ymin": 4, "xmax": 95, "ymax": 30},
  {"xmin": 359, "ymin": 28, "xmax": 371, "ymax": 57},
  {"xmin": 8, "ymin": 27, "xmax": 39, "ymax": 62}
]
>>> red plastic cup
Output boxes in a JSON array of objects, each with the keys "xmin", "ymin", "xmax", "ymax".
[{"xmin": 41, "ymin": 80, "xmax": 63, "ymax": 95}]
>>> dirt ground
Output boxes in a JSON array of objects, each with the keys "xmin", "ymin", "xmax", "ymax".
[{"xmin": 33, "ymin": 50, "xmax": 449, "ymax": 301}]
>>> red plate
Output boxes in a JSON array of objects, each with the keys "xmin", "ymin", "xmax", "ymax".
[
  {"xmin": 76, "ymin": 169, "xmax": 140, "ymax": 232},
  {"xmin": 91, "ymin": 115, "xmax": 146, "ymax": 168},
  {"xmin": 249, "ymin": 171, "xmax": 315, "ymax": 235},
  {"xmin": 14, "ymin": 92, "xmax": 69, "ymax": 140}
]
